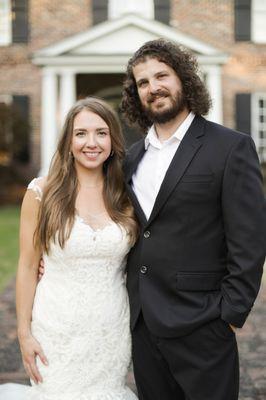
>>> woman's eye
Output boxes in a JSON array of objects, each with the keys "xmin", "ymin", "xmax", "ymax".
[
  {"xmin": 98, "ymin": 131, "xmax": 107, "ymax": 136},
  {"xmin": 76, "ymin": 131, "xmax": 85, "ymax": 136}
]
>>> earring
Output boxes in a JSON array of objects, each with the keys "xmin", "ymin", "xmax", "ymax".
[{"xmin": 110, "ymin": 150, "xmax": 114, "ymax": 157}]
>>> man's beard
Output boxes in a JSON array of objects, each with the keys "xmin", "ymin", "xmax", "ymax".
[{"xmin": 142, "ymin": 90, "xmax": 187, "ymax": 124}]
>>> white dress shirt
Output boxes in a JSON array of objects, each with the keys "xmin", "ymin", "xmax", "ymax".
[{"xmin": 132, "ymin": 112, "xmax": 195, "ymax": 219}]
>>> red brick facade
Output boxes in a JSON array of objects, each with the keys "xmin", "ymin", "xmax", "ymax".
[{"xmin": 0, "ymin": 1, "xmax": 265, "ymax": 179}]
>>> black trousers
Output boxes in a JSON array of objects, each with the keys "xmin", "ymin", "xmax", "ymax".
[{"xmin": 132, "ymin": 314, "xmax": 239, "ymax": 400}]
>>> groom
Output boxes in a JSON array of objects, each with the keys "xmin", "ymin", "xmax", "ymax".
[{"xmin": 121, "ymin": 39, "xmax": 266, "ymax": 400}]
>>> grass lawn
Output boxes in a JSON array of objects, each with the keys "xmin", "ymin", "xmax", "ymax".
[{"xmin": 0, "ymin": 206, "xmax": 20, "ymax": 293}]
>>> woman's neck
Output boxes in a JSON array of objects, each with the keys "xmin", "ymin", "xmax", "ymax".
[{"xmin": 75, "ymin": 166, "xmax": 104, "ymax": 189}]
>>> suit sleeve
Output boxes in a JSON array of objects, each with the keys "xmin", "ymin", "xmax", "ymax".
[{"xmin": 221, "ymin": 134, "xmax": 266, "ymax": 327}]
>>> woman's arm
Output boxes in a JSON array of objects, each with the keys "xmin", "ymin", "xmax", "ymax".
[{"xmin": 16, "ymin": 189, "xmax": 48, "ymax": 384}]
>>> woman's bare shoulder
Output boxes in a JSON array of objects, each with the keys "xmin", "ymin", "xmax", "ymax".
[{"xmin": 27, "ymin": 177, "xmax": 47, "ymax": 201}]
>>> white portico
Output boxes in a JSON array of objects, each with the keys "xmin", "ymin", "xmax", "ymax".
[{"xmin": 32, "ymin": 13, "xmax": 227, "ymax": 176}]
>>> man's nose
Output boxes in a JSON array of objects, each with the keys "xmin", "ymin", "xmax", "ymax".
[{"xmin": 149, "ymin": 80, "xmax": 160, "ymax": 94}]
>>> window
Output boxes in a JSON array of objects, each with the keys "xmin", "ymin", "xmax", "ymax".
[
  {"xmin": 236, "ymin": 93, "xmax": 266, "ymax": 163},
  {"xmin": 235, "ymin": 0, "xmax": 266, "ymax": 43},
  {"xmin": 251, "ymin": 0, "xmax": 266, "ymax": 43},
  {"xmin": 154, "ymin": 0, "xmax": 170, "ymax": 25},
  {"xmin": 92, "ymin": 0, "xmax": 170, "ymax": 25},
  {"xmin": 0, "ymin": 95, "xmax": 30, "ymax": 165},
  {"xmin": 0, "ymin": 0, "xmax": 28, "ymax": 45},
  {"xmin": 0, "ymin": 0, "xmax": 11, "ymax": 45},
  {"xmin": 252, "ymin": 93, "xmax": 266, "ymax": 162},
  {"xmin": 108, "ymin": 0, "xmax": 154, "ymax": 20},
  {"xmin": 92, "ymin": 0, "xmax": 108, "ymax": 25},
  {"xmin": 12, "ymin": 0, "xmax": 29, "ymax": 43}
]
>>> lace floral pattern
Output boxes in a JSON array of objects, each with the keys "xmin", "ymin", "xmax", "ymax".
[{"xmin": 20, "ymin": 179, "xmax": 137, "ymax": 399}]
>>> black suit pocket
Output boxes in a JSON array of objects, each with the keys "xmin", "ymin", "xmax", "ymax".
[
  {"xmin": 180, "ymin": 174, "xmax": 214, "ymax": 183},
  {"xmin": 176, "ymin": 271, "xmax": 224, "ymax": 291}
]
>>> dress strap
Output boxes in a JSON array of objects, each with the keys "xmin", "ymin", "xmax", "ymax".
[{"xmin": 27, "ymin": 177, "xmax": 44, "ymax": 201}]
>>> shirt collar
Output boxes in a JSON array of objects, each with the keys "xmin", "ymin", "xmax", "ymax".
[{"xmin": 144, "ymin": 111, "xmax": 195, "ymax": 150}]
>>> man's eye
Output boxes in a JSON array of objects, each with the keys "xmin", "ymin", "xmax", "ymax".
[{"xmin": 138, "ymin": 81, "xmax": 147, "ymax": 88}]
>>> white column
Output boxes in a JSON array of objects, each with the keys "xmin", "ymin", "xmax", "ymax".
[
  {"xmin": 39, "ymin": 68, "xmax": 58, "ymax": 176},
  {"xmin": 204, "ymin": 65, "xmax": 223, "ymax": 124},
  {"xmin": 59, "ymin": 70, "xmax": 76, "ymax": 127}
]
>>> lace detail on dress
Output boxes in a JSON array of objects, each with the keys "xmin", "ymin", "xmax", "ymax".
[
  {"xmin": 9, "ymin": 177, "xmax": 138, "ymax": 399},
  {"xmin": 19, "ymin": 216, "xmax": 136, "ymax": 399},
  {"xmin": 27, "ymin": 177, "xmax": 44, "ymax": 201}
]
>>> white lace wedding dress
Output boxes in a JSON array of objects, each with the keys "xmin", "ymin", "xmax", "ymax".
[{"xmin": 0, "ymin": 178, "xmax": 137, "ymax": 400}]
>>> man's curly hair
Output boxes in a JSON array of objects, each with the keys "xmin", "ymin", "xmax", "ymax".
[{"xmin": 120, "ymin": 39, "xmax": 212, "ymax": 132}]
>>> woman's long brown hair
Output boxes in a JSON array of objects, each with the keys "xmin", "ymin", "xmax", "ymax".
[{"xmin": 35, "ymin": 97, "xmax": 138, "ymax": 253}]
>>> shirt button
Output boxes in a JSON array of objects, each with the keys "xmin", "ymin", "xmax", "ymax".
[
  {"xmin": 140, "ymin": 266, "xmax": 148, "ymax": 274},
  {"xmin": 143, "ymin": 231, "xmax": 150, "ymax": 238}
]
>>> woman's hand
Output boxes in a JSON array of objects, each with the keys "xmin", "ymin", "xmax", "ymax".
[
  {"xmin": 229, "ymin": 324, "xmax": 238, "ymax": 333},
  {"xmin": 38, "ymin": 257, "xmax": 45, "ymax": 281},
  {"xmin": 18, "ymin": 332, "xmax": 48, "ymax": 384}
]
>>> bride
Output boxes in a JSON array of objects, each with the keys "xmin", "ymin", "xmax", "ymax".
[{"xmin": 0, "ymin": 97, "xmax": 138, "ymax": 400}]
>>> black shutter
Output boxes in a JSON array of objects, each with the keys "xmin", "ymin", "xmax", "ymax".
[
  {"xmin": 154, "ymin": 0, "xmax": 170, "ymax": 25},
  {"xmin": 92, "ymin": 0, "xmax": 108, "ymax": 25},
  {"xmin": 12, "ymin": 95, "xmax": 30, "ymax": 163},
  {"xmin": 235, "ymin": 93, "xmax": 251, "ymax": 134},
  {"xmin": 12, "ymin": 0, "xmax": 29, "ymax": 43},
  {"xmin": 234, "ymin": 0, "xmax": 251, "ymax": 41}
]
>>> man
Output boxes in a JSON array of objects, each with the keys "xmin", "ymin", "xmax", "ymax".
[{"xmin": 120, "ymin": 39, "xmax": 266, "ymax": 400}]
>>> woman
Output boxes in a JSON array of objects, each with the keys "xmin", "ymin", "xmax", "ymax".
[{"xmin": 0, "ymin": 97, "xmax": 138, "ymax": 399}]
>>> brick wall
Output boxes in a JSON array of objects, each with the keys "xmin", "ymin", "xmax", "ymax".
[
  {"xmin": 0, "ymin": 0, "xmax": 265, "ymax": 176},
  {"xmin": 171, "ymin": 0, "xmax": 266, "ymax": 130},
  {"xmin": 0, "ymin": 0, "xmax": 92, "ymax": 176}
]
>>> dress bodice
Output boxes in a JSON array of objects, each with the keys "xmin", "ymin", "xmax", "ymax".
[{"xmin": 19, "ymin": 178, "xmax": 137, "ymax": 400}]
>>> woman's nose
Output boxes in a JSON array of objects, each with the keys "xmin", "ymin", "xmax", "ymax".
[{"xmin": 85, "ymin": 134, "xmax": 97, "ymax": 147}]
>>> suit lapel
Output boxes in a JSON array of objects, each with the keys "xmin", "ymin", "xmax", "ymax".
[{"xmin": 147, "ymin": 116, "xmax": 206, "ymax": 225}]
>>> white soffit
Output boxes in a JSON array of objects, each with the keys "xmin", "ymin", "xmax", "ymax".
[{"xmin": 33, "ymin": 14, "xmax": 227, "ymax": 65}]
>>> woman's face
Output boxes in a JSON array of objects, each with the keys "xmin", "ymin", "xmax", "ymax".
[{"xmin": 71, "ymin": 109, "xmax": 112, "ymax": 173}]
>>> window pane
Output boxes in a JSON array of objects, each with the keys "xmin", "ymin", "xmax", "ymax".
[
  {"xmin": 252, "ymin": 0, "xmax": 266, "ymax": 43},
  {"xmin": 0, "ymin": 0, "xmax": 11, "ymax": 45},
  {"xmin": 254, "ymin": 93, "xmax": 266, "ymax": 162}
]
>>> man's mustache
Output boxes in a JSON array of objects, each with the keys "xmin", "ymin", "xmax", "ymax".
[{"xmin": 147, "ymin": 90, "xmax": 169, "ymax": 104}]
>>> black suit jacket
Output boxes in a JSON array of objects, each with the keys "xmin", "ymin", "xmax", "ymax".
[{"xmin": 125, "ymin": 116, "xmax": 266, "ymax": 337}]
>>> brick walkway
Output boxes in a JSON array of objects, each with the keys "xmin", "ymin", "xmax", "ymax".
[{"xmin": 0, "ymin": 277, "xmax": 265, "ymax": 399}]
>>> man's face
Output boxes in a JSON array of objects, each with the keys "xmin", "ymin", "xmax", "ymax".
[{"xmin": 133, "ymin": 58, "xmax": 187, "ymax": 124}]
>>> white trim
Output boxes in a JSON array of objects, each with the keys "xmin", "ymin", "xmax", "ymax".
[
  {"xmin": 0, "ymin": 0, "xmax": 12, "ymax": 46},
  {"xmin": 203, "ymin": 65, "xmax": 223, "ymax": 124},
  {"xmin": 39, "ymin": 68, "xmax": 58, "ymax": 176},
  {"xmin": 33, "ymin": 14, "xmax": 224, "ymax": 59},
  {"xmin": 34, "ymin": 13, "xmax": 228, "ymax": 174},
  {"xmin": 59, "ymin": 70, "xmax": 76, "ymax": 126},
  {"xmin": 0, "ymin": 94, "xmax": 12, "ymax": 104},
  {"xmin": 32, "ymin": 54, "xmax": 229, "ymax": 69},
  {"xmin": 251, "ymin": 92, "xmax": 266, "ymax": 162},
  {"xmin": 251, "ymin": 0, "xmax": 266, "ymax": 44},
  {"xmin": 251, "ymin": 94, "xmax": 259, "ymax": 149},
  {"xmin": 108, "ymin": 0, "xmax": 154, "ymax": 20}
]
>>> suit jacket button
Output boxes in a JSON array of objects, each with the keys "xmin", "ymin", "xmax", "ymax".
[
  {"xmin": 144, "ymin": 231, "xmax": 150, "ymax": 238},
  {"xmin": 140, "ymin": 266, "xmax": 148, "ymax": 274}
]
